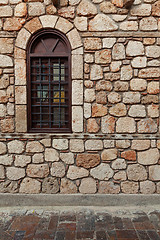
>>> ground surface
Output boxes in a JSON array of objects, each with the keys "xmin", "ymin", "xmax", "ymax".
[{"xmin": 0, "ymin": 207, "xmax": 160, "ymax": 240}]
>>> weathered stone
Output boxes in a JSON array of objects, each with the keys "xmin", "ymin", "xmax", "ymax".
[
  {"xmin": 128, "ymin": 105, "xmax": 146, "ymax": 117},
  {"xmin": 92, "ymin": 103, "xmax": 107, "ymax": 117},
  {"xmin": 77, "ymin": 0, "xmax": 97, "ymax": 16},
  {"xmin": 15, "ymin": 155, "xmax": 31, "ymax": 167},
  {"xmin": 6, "ymin": 167, "xmax": 25, "ymax": 180},
  {"xmin": 96, "ymin": 80, "xmax": 112, "ymax": 91},
  {"xmin": 0, "ymin": 142, "xmax": 6, "ymax": 155},
  {"xmin": 51, "ymin": 162, "xmax": 65, "ymax": 177},
  {"xmin": 107, "ymin": 92, "xmax": 121, "ymax": 104},
  {"xmin": 0, "ymin": 155, "xmax": 13, "ymax": 166},
  {"xmin": 1, "ymin": 118, "xmax": 14, "ymax": 133},
  {"xmin": 121, "ymin": 150, "xmax": 136, "ymax": 161},
  {"xmin": 0, "ymin": 55, "xmax": 13, "ymax": 68},
  {"xmin": 96, "ymin": 91, "xmax": 107, "ymax": 104},
  {"xmin": 142, "ymin": 95, "xmax": 158, "ymax": 104},
  {"xmin": 76, "ymin": 153, "xmax": 100, "ymax": 169},
  {"xmin": 100, "ymin": 1, "xmax": 117, "ymax": 13},
  {"xmin": 121, "ymin": 181, "xmax": 139, "ymax": 193},
  {"xmin": 126, "ymin": 41, "xmax": 144, "ymax": 56},
  {"xmin": 148, "ymin": 81, "xmax": 159, "ymax": 95},
  {"xmin": 114, "ymin": 81, "xmax": 128, "ymax": 91},
  {"xmin": 143, "ymin": 37, "xmax": 156, "ymax": 45},
  {"xmin": 116, "ymin": 117, "xmax": 136, "ymax": 133},
  {"xmin": 101, "ymin": 149, "xmax": 117, "ymax": 161},
  {"xmin": 140, "ymin": 180, "xmax": 155, "ymax": 194},
  {"xmin": 0, "ymin": 6, "xmax": 12, "ymax": 16},
  {"xmin": 0, "ymin": 39, "xmax": 13, "ymax": 54},
  {"xmin": 28, "ymin": 2, "xmax": 45, "ymax": 16},
  {"xmin": 120, "ymin": 21, "xmax": 138, "ymax": 31},
  {"xmin": 84, "ymin": 103, "xmax": 91, "ymax": 119},
  {"xmin": 0, "ymin": 90, "xmax": 7, "ymax": 103},
  {"xmin": 84, "ymin": 54, "xmax": 94, "ymax": 63},
  {"xmin": 139, "ymin": 68, "xmax": 160, "ymax": 78},
  {"xmin": 70, "ymin": 139, "xmax": 84, "ymax": 153},
  {"xmin": 146, "ymin": 46, "xmax": 160, "ymax": 58},
  {"xmin": 67, "ymin": 166, "xmax": 89, "ymax": 179},
  {"xmin": 79, "ymin": 178, "xmax": 96, "ymax": 193},
  {"xmin": 138, "ymin": 148, "xmax": 159, "ymax": 165},
  {"xmin": 104, "ymin": 140, "xmax": 114, "ymax": 149},
  {"xmin": 112, "ymin": 14, "xmax": 127, "ymax": 22},
  {"xmin": 140, "ymin": 16, "xmax": 157, "ymax": 31},
  {"xmin": 101, "ymin": 116, "xmax": 115, "ymax": 134},
  {"xmin": 152, "ymin": 0, "xmax": 160, "ymax": 16},
  {"xmin": 46, "ymin": 4, "xmax": 57, "ymax": 14},
  {"xmin": 0, "ymin": 74, "xmax": 9, "ymax": 89},
  {"xmin": 4, "ymin": 17, "xmax": 23, "ymax": 31},
  {"xmin": 26, "ymin": 141, "xmax": 44, "ymax": 153},
  {"xmin": 27, "ymin": 164, "xmax": 49, "ymax": 178},
  {"xmin": 20, "ymin": 178, "xmax": 41, "ymax": 194},
  {"xmin": 90, "ymin": 64, "xmax": 103, "ymax": 80},
  {"xmin": 109, "ymin": 103, "xmax": 127, "ymax": 117},
  {"xmin": 116, "ymin": 140, "xmax": 130, "ymax": 149},
  {"xmin": 123, "ymin": 92, "xmax": 140, "ymax": 104},
  {"xmin": 32, "ymin": 153, "xmax": 44, "ymax": 164},
  {"xmin": 87, "ymin": 118, "xmax": 100, "ymax": 133},
  {"xmin": 114, "ymin": 171, "xmax": 126, "ymax": 181},
  {"xmin": 99, "ymin": 181, "xmax": 120, "ymax": 194},
  {"xmin": 74, "ymin": 16, "xmax": 87, "ymax": 31},
  {"xmin": 15, "ymin": 2, "xmax": 27, "ymax": 17},
  {"xmin": 44, "ymin": 148, "xmax": 59, "ymax": 162},
  {"xmin": 112, "ymin": 0, "xmax": 123, "ymax": 7},
  {"xmin": 72, "ymin": 55, "xmax": 83, "ymax": 79},
  {"xmin": 72, "ymin": 80, "xmax": 83, "ymax": 105},
  {"xmin": 16, "ymin": 28, "xmax": 31, "ymax": 50},
  {"xmin": 131, "ymin": 4, "xmax": 151, "ymax": 16},
  {"xmin": 15, "ymin": 86, "xmax": 26, "ymax": 104},
  {"xmin": 130, "ymin": 79, "xmax": 147, "ymax": 91},
  {"xmin": 137, "ymin": 118, "xmax": 157, "ymax": 133},
  {"xmin": 0, "ymin": 165, "xmax": 5, "ymax": 179},
  {"xmin": 60, "ymin": 152, "xmax": 74, "ymax": 164},
  {"xmin": 112, "ymin": 43, "xmax": 125, "ymax": 60},
  {"xmin": 131, "ymin": 57, "xmax": 147, "ymax": 68},
  {"xmin": 127, "ymin": 164, "xmax": 147, "ymax": 181},
  {"xmin": 103, "ymin": 37, "xmax": 116, "ymax": 48},
  {"xmin": 149, "ymin": 165, "xmax": 160, "ymax": 181},
  {"xmin": 89, "ymin": 14, "xmax": 118, "ymax": 31},
  {"xmin": 84, "ymin": 38, "xmax": 102, "ymax": 50},
  {"xmin": 24, "ymin": 17, "xmax": 42, "ymax": 34},
  {"xmin": 148, "ymin": 60, "xmax": 160, "ymax": 67},
  {"xmin": 53, "ymin": 139, "xmax": 68, "ymax": 150},
  {"xmin": 60, "ymin": 178, "xmax": 77, "ymax": 193},
  {"xmin": 95, "ymin": 49, "xmax": 111, "ymax": 64},
  {"xmin": 131, "ymin": 140, "xmax": 150, "ymax": 150},
  {"xmin": 15, "ymin": 105, "xmax": 27, "ymax": 133},
  {"xmin": 67, "ymin": 29, "xmax": 82, "ymax": 50},
  {"xmin": 8, "ymin": 140, "xmax": 24, "ymax": 154},
  {"xmin": 85, "ymin": 140, "xmax": 103, "ymax": 150},
  {"xmin": 0, "ymin": 104, "xmax": 6, "ymax": 117},
  {"xmin": 112, "ymin": 158, "xmax": 126, "ymax": 169},
  {"xmin": 148, "ymin": 104, "xmax": 159, "ymax": 118},
  {"xmin": 40, "ymin": 139, "xmax": 51, "ymax": 147},
  {"xmin": 72, "ymin": 106, "xmax": 83, "ymax": 132},
  {"xmin": 15, "ymin": 59, "xmax": 26, "ymax": 85},
  {"xmin": 110, "ymin": 61, "xmax": 121, "ymax": 73},
  {"xmin": 69, "ymin": 0, "xmax": 81, "ymax": 5},
  {"xmin": 85, "ymin": 89, "xmax": 95, "ymax": 102},
  {"xmin": 90, "ymin": 163, "xmax": 114, "ymax": 180}
]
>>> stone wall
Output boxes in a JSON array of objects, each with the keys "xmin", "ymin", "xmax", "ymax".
[{"xmin": 0, "ymin": 0, "xmax": 160, "ymax": 194}]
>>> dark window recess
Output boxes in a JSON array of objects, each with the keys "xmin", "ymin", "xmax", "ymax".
[{"xmin": 27, "ymin": 29, "xmax": 71, "ymax": 133}]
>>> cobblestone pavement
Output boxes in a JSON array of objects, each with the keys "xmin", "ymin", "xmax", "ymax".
[{"xmin": 0, "ymin": 207, "xmax": 160, "ymax": 240}]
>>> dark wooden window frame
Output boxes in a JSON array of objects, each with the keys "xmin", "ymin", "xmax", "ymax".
[{"xmin": 27, "ymin": 28, "xmax": 72, "ymax": 133}]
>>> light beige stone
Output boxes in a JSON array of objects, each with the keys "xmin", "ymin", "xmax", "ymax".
[
  {"xmin": 3, "ymin": 17, "xmax": 22, "ymax": 31},
  {"xmin": 60, "ymin": 178, "xmax": 77, "ymax": 193},
  {"xmin": 103, "ymin": 140, "xmax": 114, "ymax": 148},
  {"xmin": 89, "ymin": 14, "xmax": 118, "ymax": 31},
  {"xmin": 60, "ymin": 152, "xmax": 74, "ymax": 164},
  {"xmin": 126, "ymin": 41, "xmax": 144, "ymax": 56},
  {"xmin": 42, "ymin": 177, "xmax": 59, "ymax": 194},
  {"xmin": 58, "ymin": 6, "xmax": 75, "ymax": 18},
  {"xmin": 90, "ymin": 163, "xmax": 114, "ymax": 180},
  {"xmin": 79, "ymin": 178, "xmax": 96, "ymax": 193},
  {"xmin": 15, "ymin": 2, "xmax": 27, "ymax": 17},
  {"xmin": 0, "ymin": 155, "xmax": 13, "ymax": 165},
  {"xmin": 84, "ymin": 103, "xmax": 91, "ymax": 118},
  {"xmin": 26, "ymin": 141, "xmax": 44, "ymax": 153},
  {"xmin": 72, "ymin": 106, "xmax": 83, "ymax": 132},
  {"xmin": 139, "ymin": 68, "xmax": 160, "ymax": 78},
  {"xmin": 67, "ymin": 166, "xmax": 89, "ymax": 179},
  {"xmin": 95, "ymin": 49, "xmax": 111, "ymax": 64},
  {"xmin": 96, "ymin": 91, "xmax": 107, "ymax": 104},
  {"xmin": 72, "ymin": 80, "xmax": 83, "ymax": 105},
  {"xmin": 116, "ymin": 117, "xmax": 136, "ymax": 133},
  {"xmin": 101, "ymin": 115, "xmax": 115, "ymax": 133},
  {"xmin": 130, "ymin": 79, "xmax": 147, "ymax": 91},
  {"xmin": 0, "ymin": 90, "xmax": 7, "ymax": 104},
  {"xmin": 8, "ymin": 140, "xmax": 24, "ymax": 154},
  {"xmin": 101, "ymin": 149, "xmax": 117, "ymax": 161},
  {"xmin": 0, "ymin": 39, "xmax": 13, "ymax": 54},
  {"xmin": 121, "ymin": 181, "xmax": 139, "ymax": 193},
  {"xmin": 108, "ymin": 92, "xmax": 121, "ymax": 104},
  {"xmin": 102, "ymin": 37, "xmax": 116, "ymax": 48},
  {"xmin": 84, "ymin": 54, "xmax": 94, "ymax": 63},
  {"xmin": 131, "ymin": 57, "xmax": 147, "ymax": 68},
  {"xmin": 138, "ymin": 148, "xmax": 159, "ymax": 165},
  {"xmin": 112, "ymin": 43, "xmax": 125, "ymax": 60},
  {"xmin": 114, "ymin": 81, "xmax": 128, "ymax": 91},
  {"xmin": 112, "ymin": 14, "xmax": 127, "ymax": 22},
  {"xmin": 147, "ymin": 104, "xmax": 159, "ymax": 118},
  {"xmin": 99, "ymin": 181, "xmax": 120, "ymax": 194},
  {"xmin": 70, "ymin": 139, "xmax": 84, "ymax": 152},
  {"xmin": 85, "ymin": 89, "xmax": 96, "ymax": 102},
  {"xmin": 131, "ymin": 140, "xmax": 150, "ymax": 150},
  {"xmin": 15, "ymin": 59, "xmax": 26, "ymax": 86},
  {"xmin": 90, "ymin": 64, "xmax": 103, "ymax": 80},
  {"xmin": 0, "ymin": 104, "xmax": 6, "ymax": 117},
  {"xmin": 123, "ymin": 92, "xmax": 140, "ymax": 104},
  {"xmin": 137, "ymin": 118, "xmax": 157, "ymax": 133},
  {"xmin": 74, "ymin": 17, "xmax": 87, "ymax": 31},
  {"xmin": 96, "ymin": 80, "xmax": 112, "ymax": 91},
  {"xmin": 131, "ymin": 4, "xmax": 151, "ymax": 16},
  {"xmin": 15, "ymin": 86, "xmax": 26, "ymax": 104},
  {"xmin": 51, "ymin": 162, "xmax": 65, "ymax": 177},
  {"xmin": 0, "ymin": 6, "xmax": 12, "ymax": 16},
  {"xmin": 0, "ymin": 142, "xmax": 6, "ymax": 155},
  {"xmin": 120, "ymin": 21, "xmax": 138, "ymax": 31},
  {"xmin": 152, "ymin": 0, "xmax": 160, "ymax": 16},
  {"xmin": 28, "ymin": 2, "xmax": 45, "ymax": 16},
  {"xmin": 85, "ymin": 140, "xmax": 103, "ymax": 150},
  {"xmin": 114, "ymin": 171, "xmax": 127, "ymax": 181},
  {"xmin": 116, "ymin": 140, "xmax": 130, "ymax": 149},
  {"xmin": 121, "ymin": 65, "xmax": 133, "ymax": 81},
  {"xmin": 128, "ymin": 105, "xmax": 146, "ymax": 117},
  {"xmin": 15, "ymin": 105, "xmax": 27, "ymax": 133},
  {"xmin": 7, "ymin": 167, "xmax": 25, "ymax": 180},
  {"xmin": 109, "ymin": 103, "xmax": 127, "ymax": 117},
  {"xmin": 77, "ymin": 0, "xmax": 97, "ymax": 16},
  {"xmin": 20, "ymin": 178, "xmax": 41, "ymax": 194},
  {"xmin": 46, "ymin": 5, "xmax": 57, "ymax": 14},
  {"xmin": 72, "ymin": 55, "xmax": 83, "ymax": 79},
  {"xmin": 55, "ymin": 17, "xmax": 73, "ymax": 34},
  {"xmin": 39, "ymin": 15, "xmax": 58, "ymax": 28},
  {"xmin": 0, "ymin": 74, "xmax": 9, "ymax": 89},
  {"xmin": 84, "ymin": 38, "xmax": 102, "ymax": 50},
  {"xmin": 27, "ymin": 164, "xmax": 49, "ymax": 178},
  {"xmin": 0, "ymin": 165, "xmax": 5, "ymax": 179},
  {"xmin": 127, "ymin": 164, "xmax": 147, "ymax": 181},
  {"xmin": 53, "ymin": 139, "xmax": 68, "ymax": 150},
  {"xmin": 45, "ymin": 148, "xmax": 59, "ymax": 162},
  {"xmin": 112, "ymin": 158, "xmax": 126, "ymax": 169},
  {"xmin": 67, "ymin": 29, "xmax": 82, "ymax": 50},
  {"xmin": 32, "ymin": 153, "xmax": 44, "ymax": 163},
  {"xmin": 69, "ymin": 0, "xmax": 81, "ymax": 5},
  {"xmin": 14, "ymin": 47, "xmax": 26, "ymax": 60},
  {"xmin": 87, "ymin": 118, "xmax": 100, "ymax": 133},
  {"xmin": 100, "ymin": 1, "xmax": 117, "ymax": 13},
  {"xmin": 1, "ymin": 118, "xmax": 14, "ymax": 133},
  {"xmin": 24, "ymin": 17, "xmax": 42, "ymax": 34},
  {"xmin": 148, "ymin": 60, "xmax": 160, "ymax": 67},
  {"xmin": 110, "ymin": 61, "xmax": 121, "ymax": 72},
  {"xmin": 140, "ymin": 181, "xmax": 155, "ymax": 194},
  {"xmin": 149, "ymin": 165, "xmax": 160, "ymax": 181},
  {"xmin": 140, "ymin": 17, "xmax": 157, "ymax": 31},
  {"xmin": 15, "ymin": 155, "xmax": 31, "ymax": 167},
  {"xmin": 146, "ymin": 46, "xmax": 160, "ymax": 58},
  {"xmin": 0, "ymin": 55, "xmax": 13, "ymax": 68},
  {"xmin": 40, "ymin": 139, "xmax": 51, "ymax": 147},
  {"xmin": 15, "ymin": 28, "xmax": 31, "ymax": 50}
]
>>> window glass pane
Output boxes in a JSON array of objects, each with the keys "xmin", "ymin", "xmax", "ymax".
[
  {"xmin": 53, "ymin": 63, "xmax": 59, "ymax": 81},
  {"xmin": 53, "ymin": 86, "xmax": 65, "ymax": 103}
]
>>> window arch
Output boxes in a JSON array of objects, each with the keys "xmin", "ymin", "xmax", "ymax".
[{"xmin": 27, "ymin": 29, "xmax": 71, "ymax": 133}]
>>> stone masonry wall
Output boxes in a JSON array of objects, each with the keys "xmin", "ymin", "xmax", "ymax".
[{"xmin": 0, "ymin": 0, "xmax": 160, "ymax": 193}]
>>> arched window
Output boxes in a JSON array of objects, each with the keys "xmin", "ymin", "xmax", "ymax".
[{"xmin": 27, "ymin": 29, "xmax": 71, "ymax": 133}]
